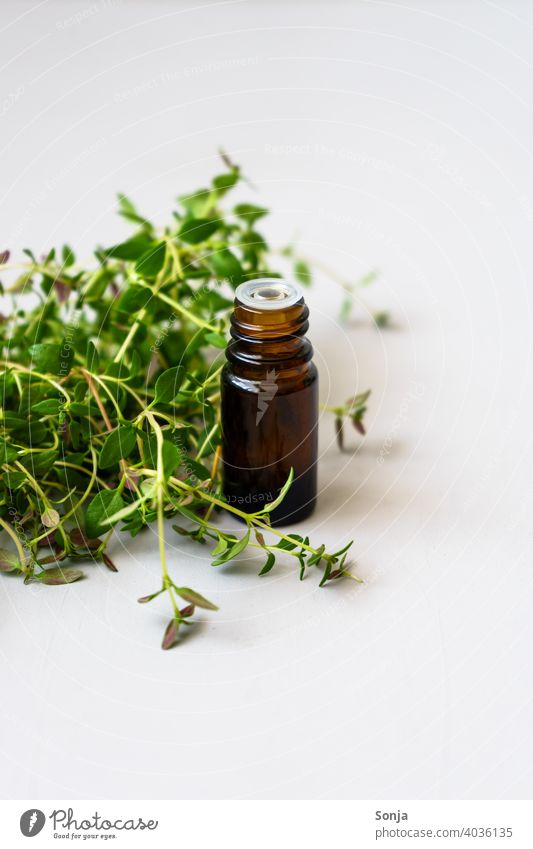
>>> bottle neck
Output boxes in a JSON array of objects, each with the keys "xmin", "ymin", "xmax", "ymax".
[{"xmin": 226, "ymin": 297, "xmax": 313, "ymax": 375}]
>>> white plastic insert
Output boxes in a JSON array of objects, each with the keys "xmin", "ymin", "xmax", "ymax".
[{"xmin": 235, "ymin": 278, "xmax": 303, "ymax": 310}]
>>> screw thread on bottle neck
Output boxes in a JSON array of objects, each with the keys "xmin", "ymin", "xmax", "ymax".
[{"xmin": 227, "ymin": 280, "xmax": 312, "ymax": 371}]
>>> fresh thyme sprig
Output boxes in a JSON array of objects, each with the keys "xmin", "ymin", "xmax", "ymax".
[
  {"xmin": 322, "ymin": 390, "xmax": 371, "ymax": 451},
  {"xmin": 0, "ymin": 155, "xmax": 367, "ymax": 649}
]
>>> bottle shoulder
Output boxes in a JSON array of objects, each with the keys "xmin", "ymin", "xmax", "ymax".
[
  {"xmin": 222, "ymin": 361, "xmax": 317, "ymax": 394},
  {"xmin": 225, "ymin": 336, "xmax": 313, "ymax": 369}
]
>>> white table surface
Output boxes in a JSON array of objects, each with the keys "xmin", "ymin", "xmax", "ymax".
[{"xmin": 1, "ymin": 0, "xmax": 532, "ymax": 800}]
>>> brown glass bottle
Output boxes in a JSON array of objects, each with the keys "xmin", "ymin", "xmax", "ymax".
[{"xmin": 221, "ymin": 278, "xmax": 318, "ymax": 526}]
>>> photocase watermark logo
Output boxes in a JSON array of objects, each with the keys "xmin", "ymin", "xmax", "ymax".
[
  {"xmin": 256, "ymin": 369, "xmax": 278, "ymax": 424},
  {"xmin": 20, "ymin": 809, "xmax": 45, "ymax": 837},
  {"xmin": 19, "ymin": 806, "xmax": 158, "ymax": 837}
]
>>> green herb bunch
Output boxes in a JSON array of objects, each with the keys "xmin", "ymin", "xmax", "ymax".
[{"xmin": 0, "ymin": 155, "xmax": 366, "ymax": 649}]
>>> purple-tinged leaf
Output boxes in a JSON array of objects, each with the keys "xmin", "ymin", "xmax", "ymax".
[
  {"xmin": 37, "ymin": 566, "xmax": 84, "ymax": 585},
  {"xmin": 0, "ymin": 548, "xmax": 21, "ymax": 573},
  {"xmin": 53, "ymin": 279, "xmax": 70, "ymax": 303},
  {"xmin": 69, "ymin": 528, "xmax": 102, "ymax": 550},
  {"xmin": 38, "ymin": 552, "xmax": 66, "ymax": 565},
  {"xmin": 124, "ymin": 470, "xmax": 140, "ymax": 492},
  {"xmin": 137, "ymin": 589, "xmax": 162, "ymax": 604},
  {"xmin": 162, "ymin": 618, "xmax": 179, "ymax": 650},
  {"xmin": 335, "ymin": 417, "xmax": 343, "ymax": 450},
  {"xmin": 352, "ymin": 416, "xmax": 366, "ymax": 436},
  {"xmin": 102, "ymin": 552, "xmax": 118, "ymax": 572},
  {"xmin": 175, "ymin": 587, "xmax": 218, "ymax": 610},
  {"xmin": 38, "ymin": 531, "xmax": 58, "ymax": 548}
]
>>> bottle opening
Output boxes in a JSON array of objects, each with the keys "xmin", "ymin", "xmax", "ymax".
[{"xmin": 235, "ymin": 278, "xmax": 303, "ymax": 310}]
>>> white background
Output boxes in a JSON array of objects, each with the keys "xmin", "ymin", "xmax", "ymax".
[{"xmin": 1, "ymin": 0, "xmax": 532, "ymax": 800}]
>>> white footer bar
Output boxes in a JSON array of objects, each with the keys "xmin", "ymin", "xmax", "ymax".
[{"xmin": 2, "ymin": 800, "xmax": 532, "ymax": 848}]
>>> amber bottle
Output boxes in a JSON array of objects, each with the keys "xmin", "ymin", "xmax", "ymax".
[{"xmin": 221, "ymin": 278, "xmax": 318, "ymax": 526}]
